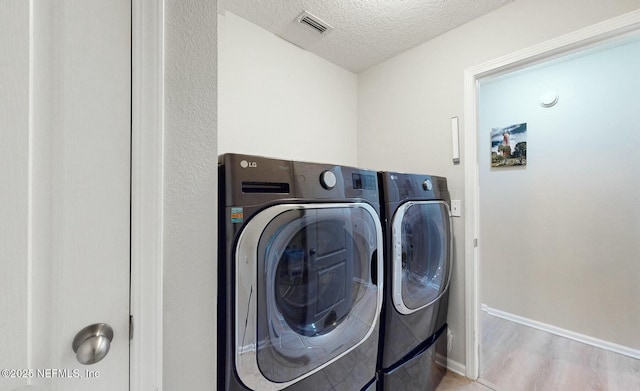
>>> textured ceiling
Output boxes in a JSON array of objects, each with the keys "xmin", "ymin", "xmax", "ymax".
[{"xmin": 221, "ymin": 0, "xmax": 513, "ymax": 73}]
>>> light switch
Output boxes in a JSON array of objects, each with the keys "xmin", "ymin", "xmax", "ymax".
[{"xmin": 451, "ymin": 200, "xmax": 461, "ymax": 217}]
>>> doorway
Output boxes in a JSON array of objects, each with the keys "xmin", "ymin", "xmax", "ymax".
[
  {"xmin": 477, "ymin": 34, "xmax": 640, "ymax": 390},
  {"xmin": 463, "ymin": 10, "xmax": 640, "ymax": 381}
]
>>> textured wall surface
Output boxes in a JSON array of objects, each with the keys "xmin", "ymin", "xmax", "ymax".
[
  {"xmin": 357, "ymin": 0, "xmax": 640, "ymax": 369},
  {"xmin": 164, "ymin": 0, "xmax": 218, "ymax": 389}
]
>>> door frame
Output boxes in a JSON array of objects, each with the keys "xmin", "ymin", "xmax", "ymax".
[
  {"xmin": 130, "ymin": 0, "xmax": 164, "ymax": 389},
  {"xmin": 463, "ymin": 9, "xmax": 640, "ymax": 379}
]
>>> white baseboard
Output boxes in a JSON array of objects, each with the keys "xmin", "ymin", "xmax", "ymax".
[
  {"xmin": 482, "ymin": 304, "xmax": 640, "ymax": 360},
  {"xmin": 446, "ymin": 358, "xmax": 466, "ymax": 377}
]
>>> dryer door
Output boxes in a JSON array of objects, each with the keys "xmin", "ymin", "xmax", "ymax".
[
  {"xmin": 234, "ymin": 203, "xmax": 383, "ymax": 390},
  {"xmin": 391, "ymin": 201, "xmax": 452, "ymax": 315}
]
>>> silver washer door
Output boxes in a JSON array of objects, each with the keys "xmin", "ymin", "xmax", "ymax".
[
  {"xmin": 391, "ymin": 201, "xmax": 452, "ymax": 315},
  {"xmin": 235, "ymin": 203, "xmax": 384, "ymax": 390}
]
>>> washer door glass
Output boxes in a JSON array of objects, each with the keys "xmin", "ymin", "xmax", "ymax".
[
  {"xmin": 392, "ymin": 201, "xmax": 451, "ymax": 314},
  {"xmin": 254, "ymin": 205, "xmax": 381, "ymax": 384}
]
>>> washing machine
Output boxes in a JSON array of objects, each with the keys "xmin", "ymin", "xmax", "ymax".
[
  {"xmin": 218, "ymin": 153, "xmax": 384, "ymax": 391},
  {"xmin": 376, "ymin": 172, "xmax": 453, "ymax": 390}
]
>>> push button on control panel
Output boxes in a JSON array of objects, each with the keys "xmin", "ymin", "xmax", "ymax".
[{"xmin": 320, "ymin": 170, "xmax": 337, "ymax": 189}]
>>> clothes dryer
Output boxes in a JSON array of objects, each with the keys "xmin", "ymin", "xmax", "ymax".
[
  {"xmin": 376, "ymin": 172, "xmax": 453, "ymax": 390},
  {"xmin": 218, "ymin": 154, "xmax": 384, "ymax": 391}
]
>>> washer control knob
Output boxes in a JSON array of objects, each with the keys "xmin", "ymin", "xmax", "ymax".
[
  {"xmin": 320, "ymin": 170, "xmax": 337, "ymax": 190},
  {"xmin": 422, "ymin": 179, "xmax": 433, "ymax": 191}
]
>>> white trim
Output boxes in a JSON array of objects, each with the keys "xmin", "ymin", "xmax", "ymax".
[
  {"xmin": 27, "ymin": 0, "xmax": 35, "ymax": 372},
  {"xmin": 463, "ymin": 66, "xmax": 480, "ymax": 381},
  {"xmin": 464, "ymin": 9, "xmax": 640, "ymax": 380},
  {"xmin": 130, "ymin": 0, "xmax": 165, "ymax": 390},
  {"xmin": 446, "ymin": 358, "xmax": 466, "ymax": 377},
  {"xmin": 482, "ymin": 305, "xmax": 640, "ymax": 360}
]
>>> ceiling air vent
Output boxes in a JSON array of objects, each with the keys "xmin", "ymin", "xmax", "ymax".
[{"xmin": 296, "ymin": 11, "xmax": 334, "ymax": 35}]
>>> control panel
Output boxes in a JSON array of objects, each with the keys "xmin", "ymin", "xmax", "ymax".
[{"xmin": 352, "ymin": 173, "xmax": 377, "ymax": 190}]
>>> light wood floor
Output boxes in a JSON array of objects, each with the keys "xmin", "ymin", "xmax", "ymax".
[
  {"xmin": 479, "ymin": 312, "xmax": 640, "ymax": 391},
  {"xmin": 436, "ymin": 313, "xmax": 640, "ymax": 391},
  {"xmin": 436, "ymin": 371, "xmax": 492, "ymax": 391}
]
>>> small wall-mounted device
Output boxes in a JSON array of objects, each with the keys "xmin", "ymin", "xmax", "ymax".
[
  {"xmin": 451, "ymin": 116, "xmax": 460, "ymax": 164},
  {"xmin": 539, "ymin": 91, "xmax": 559, "ymax": 108}
]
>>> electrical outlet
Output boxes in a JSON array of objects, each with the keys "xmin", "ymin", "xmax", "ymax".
[{"xmin": 451, "ymin": 200, "xmax": 461, "ymax": 217}]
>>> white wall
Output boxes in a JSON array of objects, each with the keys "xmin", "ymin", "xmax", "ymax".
[
  {"xmin": 357, "ymin": 0, "xmax": 640, "ymax": 367},
  {"xmin": 218, "ymin": 12, "xmax": 358, "ymax": 166},
  {"xmin": 164, "ymin": 1, "xmax": 218, "ymax": 390},
  {"xmin": 479, "ymin": 37, "xmax": 640, "ymax": 351}
]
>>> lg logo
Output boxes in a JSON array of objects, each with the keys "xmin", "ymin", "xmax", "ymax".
[{"xmin": 240, "ymin": 160, "xmax": 257, "ymax": 168}]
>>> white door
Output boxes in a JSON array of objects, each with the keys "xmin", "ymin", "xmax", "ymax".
[{"xmin": 1, "ymin": 0, "xmax": 131, "ymax": 390}]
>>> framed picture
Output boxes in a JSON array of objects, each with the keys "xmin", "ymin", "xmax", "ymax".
[{"xmin": 491, "ymin": 123, "xmax": 527, "ymax": 167}]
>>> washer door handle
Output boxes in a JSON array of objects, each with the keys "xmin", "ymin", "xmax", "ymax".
[{"xmin": 371, "ymin": 249, "xmax": 378, "ymax": 286}]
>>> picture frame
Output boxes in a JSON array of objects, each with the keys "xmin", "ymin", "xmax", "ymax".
[{"xmin": 491, "ymin": 123, "xmax": 527, "ymax": 167}]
